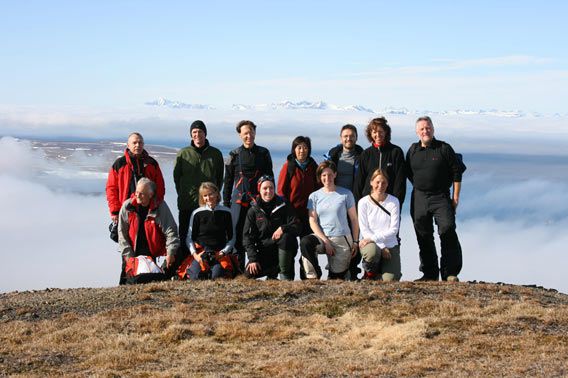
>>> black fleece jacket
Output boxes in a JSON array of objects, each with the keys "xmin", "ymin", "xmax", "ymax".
[
  {"xmin": 243, "ymin": 196, "xmax": 301, "ymax": 262},
  {"xmin": 223, "ymin": 144, "xmax": 273, "ymax": 206},
  {"xmin": 353, "ymin": 143, "xmax": 407, "ymax": 207}
]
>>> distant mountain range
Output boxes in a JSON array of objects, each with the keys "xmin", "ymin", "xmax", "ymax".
[
  {"xmin": 231, "ymin": 101, "xmax": 376, "ymax": 113},
  {"xmin": 145, "ymin": 97, "xmax": 215, "ymax": 110},
  {"xmin": 146, "ymin": 97, "xmax": 564, "ymax": 118}
]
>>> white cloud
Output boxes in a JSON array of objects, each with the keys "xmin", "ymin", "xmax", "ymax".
[
  {"xmin": 1, "ymin": 118, "xmax": 568, "ymax": 294},
  {"xmin": 0, "ymin": 174, "xmax": 118, "ymax": 292}
]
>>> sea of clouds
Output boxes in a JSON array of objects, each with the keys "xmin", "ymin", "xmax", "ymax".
[{"xmin": 1, "ymin": 109, "xmax": 567, "ymax": 293}]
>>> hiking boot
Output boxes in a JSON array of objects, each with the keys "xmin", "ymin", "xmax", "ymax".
[
  {"xmin": 414, "ymin": 275, "xmax": 438, "ymax": 282},
  {"xmin": 446, "ymin": 275, "xmax": 459, "ymax": 282}
]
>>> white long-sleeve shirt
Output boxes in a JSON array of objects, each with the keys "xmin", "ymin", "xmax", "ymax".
[{"xmin": 357, "ymin": 194, "xmax": 400, "ymax": 249}]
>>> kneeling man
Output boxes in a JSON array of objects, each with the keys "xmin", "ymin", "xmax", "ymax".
[{"xmin": 118, "ymin": 178, "xmax": 180, "ymax": 282}]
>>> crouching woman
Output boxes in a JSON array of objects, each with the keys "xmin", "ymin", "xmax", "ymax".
[
  {"xmin": 358, "ymin": 169, "xmax": 401, "ymax": 281},
  {"xmin": 300, "ymin": 161, "xmax": 359, "ymax": 280},
  {"xmin": 243, "ymin": 175, "xmax": 301, "ymax": 280},
  {"xmin": 185, "ymin": 182, "xmax": 235, "ymax": 280}
]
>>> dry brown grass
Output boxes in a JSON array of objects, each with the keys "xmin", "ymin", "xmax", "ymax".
[{"xmin": 1, "ymin": 280, "xmax": 567, "ymax": 377}]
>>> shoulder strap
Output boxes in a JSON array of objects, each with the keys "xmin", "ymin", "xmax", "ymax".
[
  {"xmin": 439, "ymin": 141, "xmax": 467, "ymax": 174},
  {"xmin": 286, "ymin": 159, "xmax": 296, "ymax": 185},
  {"xmin": 369, "ymin": 196, "xmax": 391, "ymax": 216},
  {"xmin": 410, "ymin": 142, "xmax": 420, "ymax": 158}
]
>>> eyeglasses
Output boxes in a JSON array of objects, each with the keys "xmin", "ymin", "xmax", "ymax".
[{"xmin": 258, "ymin": 175, "xmax": 274, "ymax": 183}]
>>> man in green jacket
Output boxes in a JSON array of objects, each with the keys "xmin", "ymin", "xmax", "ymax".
[{"xmin": 174, "ymin": 120, "xmax": 224, "ymax": 259}]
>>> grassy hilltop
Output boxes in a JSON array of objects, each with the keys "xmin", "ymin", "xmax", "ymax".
[{"xmin": 1, "ymin": 280, "xmax": 567, "ymax": 377}]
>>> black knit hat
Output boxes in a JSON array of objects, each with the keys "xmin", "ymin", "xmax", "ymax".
[{"xmin": 190, "ymin": 120, "xmax": 207, "ymax": 136}]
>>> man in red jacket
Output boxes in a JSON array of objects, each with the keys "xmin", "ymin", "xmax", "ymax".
[
  {"xmin": 106, "ymin": 132, "xmax": 166, "ymax": 284},
  {"xmin": 106, "ymin": 132, "xmax": 165, "ymax": 223}
]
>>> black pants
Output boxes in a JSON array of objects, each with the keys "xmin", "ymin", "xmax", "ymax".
[
  {"xmin": 411, "ymin": 189, "xmax": 462, "ymax": 280},
  {"xmin": 348, "ymin": 252, "xmax": 362, "ymax": 281},
  {"xmin": 234, "ymin": 204, "xmax": 249, "ymax": 273},
  {"xmin": 245, "ymin": 233, "xmax": 297, "ymax": 279},
  {"xmin": 119, "ymin": 257, "xmax": 127, "ymax": 285},
  {"xmin": 296, "ymin": 211, "xmax": 312, "ymax": 238}
]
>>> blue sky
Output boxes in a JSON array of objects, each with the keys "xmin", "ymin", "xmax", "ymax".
[{"xmin": 1, "ymin": 0, "xmax": 567, "ymax": 112}]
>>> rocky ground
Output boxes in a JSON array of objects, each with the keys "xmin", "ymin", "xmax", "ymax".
[{"xmin": 1, "ymin": 279, "xmax": 567, "ymax": 376}]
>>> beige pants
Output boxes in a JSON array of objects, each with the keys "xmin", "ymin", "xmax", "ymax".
[{"xmin": 302, "ymin": 234, "xmax": 353, "ymax": 278}]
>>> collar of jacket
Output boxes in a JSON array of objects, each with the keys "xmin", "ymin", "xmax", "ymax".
[
  {"xmin": 250, "ymin": 195, "xmax": 286, "ymax": 215},
  {"xmin": 190, "ymin": 139, "xmax": 210, "ymax": 152},
  {"xmin": 417, "ymin": 137, "xmax": 440, "ymax": 150},
  {"xmin": 239, "ymin": 144, "xmax": 258, "ymax": 153},
  {"xmin": 126, "ymin": 192, "xmax": 160, "ymax": 213},
  {"xmin": 124, "ymin": 148, "xmax": 149, "ymax": 166},
  {"xmin": 328, "ymin": 144, "xmax": 363, "ymax": 160},
  {"xmin": 287, "ymin": 154, "xmax": 317, "ymax": 167}
]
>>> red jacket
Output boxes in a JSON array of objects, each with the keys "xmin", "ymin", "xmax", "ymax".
[
  {"xmin": 106, "ymin": 149, "xmax": 165, "ymax": 216},
  {"xmin": 277, "ymin": 156, "xmax": 320, "ymax": 221},
  {"xmin": 119, "ymin": 194, "xmax": 180, "ymax": 258}
]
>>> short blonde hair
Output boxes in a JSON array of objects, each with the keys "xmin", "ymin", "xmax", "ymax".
[{"xmin": 198, "ymin": 182, "xmax": 221, "ymax": 206}]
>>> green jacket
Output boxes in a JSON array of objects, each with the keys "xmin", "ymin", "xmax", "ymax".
[{"xmin": 173, "ymin": 140, "xmax": 224, "ymax": 211}]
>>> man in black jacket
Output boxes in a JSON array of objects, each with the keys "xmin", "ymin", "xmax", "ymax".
[
  {"xmin": 406, "ymin": 116, "xmax": 463, "ymax": 282},
  {"xmin": 223, "ymin": 120, "xmax": 274, "ymax": 273}
]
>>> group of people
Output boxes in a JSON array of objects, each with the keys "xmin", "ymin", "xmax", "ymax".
[{"xmin": 106, "ymin": 116, "xmax": 464, "ymax": 284}]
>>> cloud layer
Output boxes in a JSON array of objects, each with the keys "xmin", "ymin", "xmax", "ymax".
[{"xmin": 1, "ymin": 121, "xmax": 567, "ymax": 294}]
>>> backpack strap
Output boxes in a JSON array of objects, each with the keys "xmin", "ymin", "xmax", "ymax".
[
  {"xmin": 286, "ymin": 158, "xmax": 296, "ymax": 186},
  {"xmin": 369, "ymin": 196, "xmax": 391, "ymax": 216}
]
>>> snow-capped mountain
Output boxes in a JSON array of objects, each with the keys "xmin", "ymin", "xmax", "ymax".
[
  {"xmin": 145, "ymin": 97, "xmax": 215, "ymax": 110},
  {"xmin": 438, "ymin": 109, "xmax": 526, "ymax": 118},
  {"xmin": 146, "ymin": 97, "xmax": 556, "ymax": 118},
  {"xmin": 382, "ymin": 107, "xmax": 412, "ymax": 115},
  {"xmin": 328, "ymin": 104, "xmax": 376, "ymax": 113},
  {"xmin": 232, "ymin": 100, "xmax": 376, "ymax": 113}
]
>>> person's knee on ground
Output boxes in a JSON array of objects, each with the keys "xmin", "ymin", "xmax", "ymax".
[
  {"xmin": 188, "ymin": 260, "xmax": 202, "ymax": 280},
  {"xmin": 265, "ymin": 264, "xmax": 279, "ymax": 279},
  {"xmin": 360, "ymin": 242, "xmax": 380, "ymax": 274},
  {"xmin": 347, "ymin": 253, "xmax": 362, "ymax": 281},
  {"xmin": 328, "ymin": 270, "xmax": 348, "ymax": 280},
  {"xmin": 210, "ymin": 263, "xmax": 226, "ymax": 280},
  {"xmin": 278, "ymin": 249, "xmax": 296, "ymax": 280},
  {"xmin": 380, "ymin": 245, "xmax": 402, "ymax": 282},
  {"xmin": 277, "ymin": 233, "xmax": 298, "ymax": 280},
  {"xmin": 300, "ymin": 235, "xmax": 322, "ymax": 279}
]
